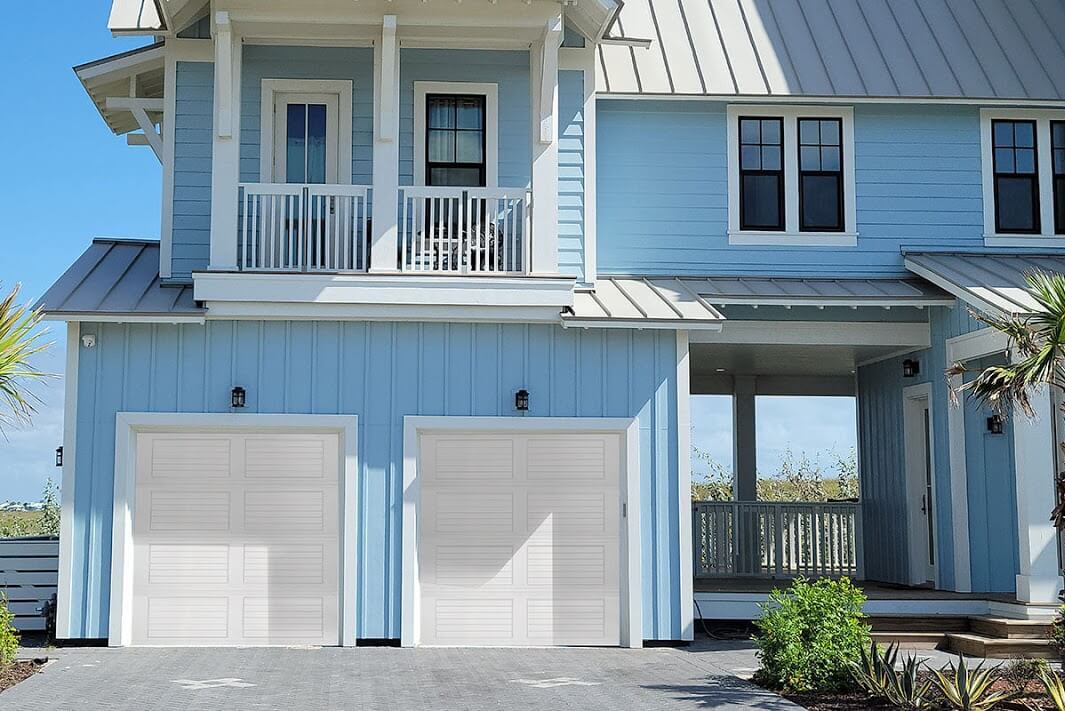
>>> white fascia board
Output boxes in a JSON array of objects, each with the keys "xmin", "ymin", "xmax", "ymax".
[
  {"xmin": 690, "ymin": 320, "xmax": 931, "ymax": 347},
  {"xmin": 201, "ymin": 301, "xmax": 567, "ymax": 324},
  {"xmin": 41, "ymin": 313, "xmax": 205, "ymax": 324},
  {"xmin": 562, "ymin": 318, "xmax": 724, "ymax": 331},
  {"xmin": 597, "ymin": 94, "xmax": 1065, "ymax": 109},
  {"xmin": 705, "ymin": 296, "xmax": 953, "ymax": 309},
  {"xmin": 192, "ymin": 272, "xmax": 576, "ymax": 308}
]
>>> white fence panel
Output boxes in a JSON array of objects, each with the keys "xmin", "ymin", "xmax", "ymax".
[{"xmin": 0, "ymin": 536, "xmax": 59, "ymax": 632}]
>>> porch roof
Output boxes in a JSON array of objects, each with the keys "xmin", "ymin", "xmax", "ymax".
[
  {"xmin": 904, "ymin": 251, "xmax": 1065, "ymax": 317},
  {"xmin": 74, "ymin": 43, "xmax": 164, "ymax": 136},
  {"xmin": 36, "ymin": 239, "xmax": 203, "ymax": 321}
]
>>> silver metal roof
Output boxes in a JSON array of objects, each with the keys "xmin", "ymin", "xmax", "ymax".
[
  {"xmin": 599, "ymin": 0, "xmax": 1065, "ymax": 101},
  {"xmin": 904, "ymin": 251, "xmax": 1065, "ymax": 317},
  {"xmin": 37, "ymin": 239, "xmax": 203, "ymax": 320},
  {"xmin": 566, "ymin": 278, "xmax": 727, "ymax": 329}
]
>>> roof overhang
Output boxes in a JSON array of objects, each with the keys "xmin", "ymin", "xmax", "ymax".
[
  {"xmin": 904, "ymin": 251, "xmax": 1065, "ymax": 318},
  {"xmin": 74, "ymin": 43, "xmax": 165, "ymax": 136}
]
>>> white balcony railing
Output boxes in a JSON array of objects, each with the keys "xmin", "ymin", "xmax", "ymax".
[
  {"xmin": 693, "ymin": 501, "xmax": 864, "ymax": 579},
  {"xmin": 399, "ymin": 186, "xmax": 529, "ymax": 274},
  {"xmin": 238, "ymin": 183, "xmax": 371, "ymax": 272}
]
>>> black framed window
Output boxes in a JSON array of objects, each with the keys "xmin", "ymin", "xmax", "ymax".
[
  {"xmin": 992, "ymin": 119, "xmax": 1040, "ymax": 234},
  {"xmin": 1053, "ymin": 120, "xmax": 1065, "ymax": 235},
  {"xmin": 798, "ymin": 118, "xmax": 844, "ymax": 232},
  {"xmin": 426, "ymin": 94, "xmax": 486, "ymax": 187},
  {"xmin": 739, "ymin": 117, "xmax": 784, "ymax": 231}
]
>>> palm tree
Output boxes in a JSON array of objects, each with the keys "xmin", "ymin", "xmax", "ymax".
[
  {"xmin": 0, "ymin": 284, "xmax": 53, "ymax": 432},
  {"xmin": 948, "ymin": 271, "xmax": 1065, "ymax": 527}
]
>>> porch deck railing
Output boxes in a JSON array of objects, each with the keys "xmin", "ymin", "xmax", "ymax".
[
  {"xmin": 238, "ymin": 183, "xmax": 371, "ymax": 272},
  {"xmin": 693, "ymin": 501, "xmax": 864, "ymax": 579},
  {"xmin": 398, "ymin": 186, "xmax": 530, "ymax": 274}
]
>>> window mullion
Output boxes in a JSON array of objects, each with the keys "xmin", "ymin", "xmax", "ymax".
[
  {"xmin": 783, "ymin": 117, "xmax": 799, "ymax": 234},
  {"xmin": 1038, "ymin": 117, "xmax": 1055, "ymax": 235}
]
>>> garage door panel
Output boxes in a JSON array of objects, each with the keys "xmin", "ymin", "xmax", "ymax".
[
  {"xmin": 131, "ymin": 432, "xmax": 340, "ymax": 647},
  {"xmin": 419, "ymin": 432, "xmax": 622, "ymax": 647}
]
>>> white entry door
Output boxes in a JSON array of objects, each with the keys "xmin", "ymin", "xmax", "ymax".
[
  {"xmin": 129, "ymin": 432, "xmax": 340, "ymax": 646},
  {"xmin": 904, "ymin": 387, "xmax": 937, "ymax": 585},
  {"xmin": 418, "ymin": 432, "xmax": 623, "ymax": 646}
]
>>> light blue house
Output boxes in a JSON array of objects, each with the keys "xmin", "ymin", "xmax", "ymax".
[{"xmin": 40, "ymin": 0, "xmax": 1065, "ymax": 648}]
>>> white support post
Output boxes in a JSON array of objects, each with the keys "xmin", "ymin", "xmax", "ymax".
[
  {"xmin": 733, "ymin": 376, "xmax": 758, "ymax": 502},
  {"xmin": 209, "ymin": 12, "xmax": 241, "ymax": 271},
  {"xmin": 529, "ymin": 14, "xmax": 562, "ymax": 275},
  {"xmin": 1013, "ymin": 384, "xmax": 1064, "ymax": 603},
  {"xmin": 370, "ymin": 15, "xmax": 400, "ymax": 272}
]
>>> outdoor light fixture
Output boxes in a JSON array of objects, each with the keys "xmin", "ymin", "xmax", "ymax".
[
  {"xmin": 55, "ymin": 447, "xmax": 63, "ymax": 468},
  {"xmin": 515, "ymin": 389, "xmax": 530, "ymax": 412},
  {"xmin": 987, "ymin": 414, "xmax": 1004, "ymax": 435},
  {"xmin": 902, "ymin": 359, "xmax": 920, "ymax": 378},
  {"xmin": 231, "ymin": 386, "xmax": 247, "ymax": 409}
]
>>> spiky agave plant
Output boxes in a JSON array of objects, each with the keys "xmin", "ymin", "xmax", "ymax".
[
  {"xmin": 948, "ymin": 270, "xmax": 1065, "ymax": 528},
  {"xmin": 885, "ymin": 653, "xmax": 933, "ymax": 709},
  {"xmin": 931, "ymin": 657, "xmax": 1009, "ymax": 711},
  {"xmin": 0, "ymin": 284, "xmax": 53, "ymax": 432},
  {"xmin": 849, "ymin": 639, "xmax": 898, "ymax": 699},
  {"xmin": 1039, "ymin": 667, "xmax": 1065, "ymax": 711}
]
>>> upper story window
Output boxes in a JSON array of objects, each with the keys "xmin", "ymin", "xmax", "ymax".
[
  {"xmin": 981, "ymin": 109, "xmax": 1065, "ymax": 245},
  {"xmin": 727, "ymin": 106, "xmax": 856, "ymax": 247},
  {"xmin": 426, "ymin": 95, "xmax": 486, "ymax": 187}
]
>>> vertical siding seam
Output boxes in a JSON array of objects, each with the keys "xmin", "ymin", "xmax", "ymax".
[
  {"xmin": 310, "ymin": 322, "xmax": 319, "ymax": 414},
  {"xmin": 148, "ymin": 325, "xmax": 157, "ymax": 411},
  {"xmin": 283, "ymin": 322, "xmax": 291, "ymax": 411},
  {"xmin": 387, "ymin": 322, "xmax": 398, "ymax": 634},
  {"xmin": 256, "ymin": 322, "xmax": 264, "ymax": 413},
  {"xmin": 496, "ymin": 324, "xmax": 503, "ymax": 417},
  {"xmin": 176, "ymin": 325, "xmax": 184, "ymax": 411},
  {"xmin": 203, "ymin": 322, "xmax": 212, "ymax": 410}
]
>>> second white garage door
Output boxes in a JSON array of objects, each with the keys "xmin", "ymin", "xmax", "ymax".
[
  {"xmin": 129, "ymin": 431, "xmax": 340, "ymax": 646},
  {"xmin": 418, "ymin": 432, "xmax": 622, "ymax": 646}
]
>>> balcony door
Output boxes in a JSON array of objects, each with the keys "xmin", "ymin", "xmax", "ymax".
[{"xmin": 273, "ymin": 93, "xmax": 340, "ymax": 185}]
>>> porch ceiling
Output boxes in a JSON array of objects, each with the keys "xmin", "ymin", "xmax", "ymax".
[{"xmin": 690, "ymin": 342, "xmax": 899, "ymax": 380}]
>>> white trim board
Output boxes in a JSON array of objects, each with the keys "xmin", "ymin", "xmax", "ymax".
[
  {"xmin": 726, "ymin": 104, "xmax": 858, "ymax": 246},
  {"xmin": 675, "ymin": 331, "xmax": 694, "ymax": 641},
  {"xmin": 413, "ymin": 81, "xmax": 500, "ymax": 188},
  {"xmin": 400, "ymin": 416, "xmax": 642, "ymax": 648},
  {"xmin": 56, "ymin": 323, "xmax": 80, "ymax": 640},
  {"xmin": 259, "ymin": 79, "xmax": 354, "ymax": 184},
  {"xmin": 979, "ymin": 108, "xmax": 1065, "ymax": 244},
  {"xmin": 689, "ymin": 321, "xmax": 930, "ymax": 347},
  {"xmin": 107, "ymin": 413, "xmax": 359, "ymax": 647}
]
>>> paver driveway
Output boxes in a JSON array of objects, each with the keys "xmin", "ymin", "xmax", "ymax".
[{"xmin": 5, "ymin": 641, "xmax": 800, "ymax": 710}]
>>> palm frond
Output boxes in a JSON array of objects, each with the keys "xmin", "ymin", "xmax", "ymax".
[{"xmin": 0, "ymin": 284, "xmax": 55, "ymax": 432}]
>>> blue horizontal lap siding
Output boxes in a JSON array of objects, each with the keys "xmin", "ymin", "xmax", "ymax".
[
  {"xmin": 171, "ymin": 61, "xmax": 214, "ymax": 279},
  {"xmin": 558, "ymin": 70, "xmax": 585, "ymax": 281},
  {"xmin": 68, "ymin": 322, "xmax": 682, "ymax": 642},
  {"xmin": 597, "ymin": 102, "xmax": 984, "ymax": 277},
  {"xmin": 239, "ymin": 46, "xmax": 375, "ymax": 186},
  {"xmin": 399, "ymin": 49, "xmax": 530, "ymax": 189}
]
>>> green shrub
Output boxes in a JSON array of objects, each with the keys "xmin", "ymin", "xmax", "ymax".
[
  {"xmin": 1050, "ymin": 605, "xmax": 1065, "ymax": 661},
  {"xmin": 0, "ymin": 594, "xmax": 18, "ymax": 665},
  {"xmin": 752, "ymin": 577, "xmax": 870, "ymax": 692},
  {"xmin": 1001, "ymin": 656, "xmax": 1049, "ymax": 692}
]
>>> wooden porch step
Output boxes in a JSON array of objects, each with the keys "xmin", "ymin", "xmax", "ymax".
[
  {"xmin": 946, "ymin": 633, "xmax": 1056, "ymax": 659},
  {"xmin": 871, "ymin": 631, "xmax": 947, "ymax": 650},
  {"xmin": 868, "ymin": 615, "xmax": 970, "ymax": 633},
  {"xmin": 967, "ymin": 616, "xmax": 1052, "ymax": 640}
]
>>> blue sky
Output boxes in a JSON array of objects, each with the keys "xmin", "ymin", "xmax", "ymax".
[
  {"xmin": 0, "ymin": 5, "xmax": 858, "ymax": 501},
  {"xmin": 0, "ymin": 4, "xmax": 156, "ymax": 501}
]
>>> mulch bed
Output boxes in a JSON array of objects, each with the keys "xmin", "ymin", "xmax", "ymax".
[
  {"xmin": 774, "ymin": 675, "xmax": 1056, "ymax": 710},
  {"xmin": 0, "ymin": 659, "xmax": 47, "ymax": 693}
]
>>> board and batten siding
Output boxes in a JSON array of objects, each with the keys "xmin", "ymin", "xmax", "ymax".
[
  {"xmin": 171, "ymin": 60, "xmax": 214, "ymax": 280},
  {"xmin": 558, "ymin": 69, "xmax": 586, "ymax": 282},
  {"xmin": 239, "ymin": 45, "xmax": 375, "ymax": 187},
  {"xmin": 597, "ymin": 102, "xmax": 983, "ymax": 277},
  {"xmin": 67, "ymin": 321, "xmax": 683, "ymax": 642}
]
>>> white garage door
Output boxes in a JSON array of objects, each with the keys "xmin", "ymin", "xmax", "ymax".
[
  {"xmin": 130, "ymin": 432, "xmax": 340, "ymax": 646},
  {"xmin": 419, "ymin": 432, "xmax": 622, "ymax": 646}
]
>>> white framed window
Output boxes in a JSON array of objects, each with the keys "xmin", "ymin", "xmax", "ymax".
[
  {"xmin": 727, "ymin": 105, "xmax": 857, "ymax": 247},
  {"xmin": 981, "ymin": 108, "xmax": 1065, "ymax": 246},
  {"xmin": 259, "ymin": 79, "xmax": 353, "ymax": 184},
  {"xmin": 414, "ymin": 81, "xmax": 498, "ymax": 188}
]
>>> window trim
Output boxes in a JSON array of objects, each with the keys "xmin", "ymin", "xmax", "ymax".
[
  {"xmin": 424, "ymin": 93, "xmax": 488, "ymax": 187},
  {"xmin": 259, "ymin": 79, "xmax": 353, "ymax": 184},
  {"xmin": 414, "ymin": 81, "xmax": 498, "ymax": 188},
  {"xmin": 738, "ymin": 116, "xmax": 785, "ymax": 232},
  {"xmin": 1052, "ymin": 120, "xmax": 1065, "ymax": 236},
  {"xmin": 727, "ymin": 105, "xmax": 857, "ymax": 247},
  {"xmin": 980, "ymin": 108, "xmax": 1065, "ymax": 246},
  {"xmin": 990, "ymin": 118, "xmax": 1040, "ymax": 235}
]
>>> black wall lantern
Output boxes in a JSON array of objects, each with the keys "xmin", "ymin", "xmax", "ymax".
[
  {"xmin": 987, "ymin": 414, "xmax": 1004, "ymax": 435},
  {"xmin": 902, "ymin": 359, "xmax": 920, "ymax": 378},
  {"xmin": 515, "ymin": 389, "xmax": 530, "ymax": 412},
  {"xmin": 231, "ymin": 386, "xmax": 247, "ymax": 409},
  {"xmin": 55, "ymin": 446, "xmax": 63, "ymax": 468}
]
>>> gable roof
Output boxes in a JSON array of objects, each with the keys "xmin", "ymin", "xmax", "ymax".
[
  {"xmin": 74, "ymin": 43, "xmax": 164, "ymax": 135},
  {"xmin": 37, "ymin": 239, "xmax": 203, "ymax": 320},
  {"xmin": 599, "ymin": 0, "xmax": 1065, "ymax": 101}
]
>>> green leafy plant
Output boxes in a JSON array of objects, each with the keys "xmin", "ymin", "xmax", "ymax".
[
  {"xmin": 1051, "ymin": 606, "xmax": 1065, "ymax": 661},
  {"xmin": 753, "ymin": 577, "xmax": 870, "ymax": 692},
  {"xmin": 0, "ymin": 594, "xmax": 19, "ymax": 665},
  {"xmin": 885, "ymin": 653, "xmax": 933, "ymax": 709},
  {"xmin": 1000, "ymin": 656, "xmax": 1049, "ymax": 693},
  {"xmin": 931, "ymin": 657, "xmax": 1009, "ymax": 711},
  {"xmin": 850, "ymin": 639, "xmax": 898, "ymax": 698},
  {"xmin": 0, "ymin": 283, "xmax": 52, "ymax": 433},
  {"xmin": 1038, "ymin": 667, "xmax": 1065, "ymax": 711}
]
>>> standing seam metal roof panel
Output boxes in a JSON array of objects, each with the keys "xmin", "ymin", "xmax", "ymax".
[
  {"xmin": 600, "ymin": 0, "xmax": 1065, "ymax": 101},
  {"xmin": 904, "ymin": 252, "xmax": 1065, "ymax": 316}
]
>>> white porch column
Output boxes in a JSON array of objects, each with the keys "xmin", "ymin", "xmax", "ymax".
[
  {"xmin": 733, "ymin": 376, "xmax": 758, "ymax": 501},
  {"xmin": 1014, "ymin": 384, "xmax": 1063, "ymax": 603},
  {"xmin": 370, "ymin": 15, "xmax": 400, "ymax": 272},
  {"xmin": 209, "ymin": 12, "xmax": 241, "ymax": 271},
  {"xmin": 529, "ymin": 14, "xmax": 562, "ymax": 275}
]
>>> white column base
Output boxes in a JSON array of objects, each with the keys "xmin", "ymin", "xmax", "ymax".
[{"xmin": 1015, "ymin": 574, "xmax": 1063, "ymax": 604}]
